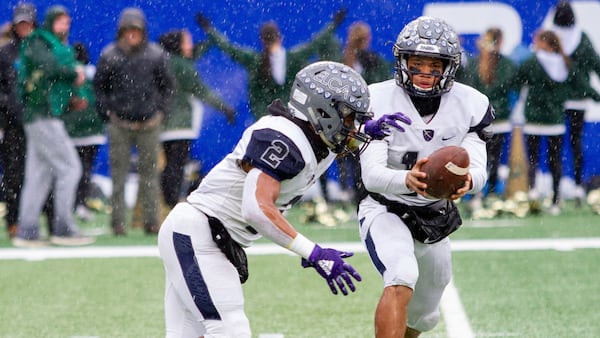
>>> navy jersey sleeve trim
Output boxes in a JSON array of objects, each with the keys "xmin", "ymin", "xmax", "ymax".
[
  {"xmin": 242, "ymin": 129, "xmax": 306, "ymax": 181},
  {"xmin": 469, "ymin": 104, "xmax": 495, "ymax": 141}
]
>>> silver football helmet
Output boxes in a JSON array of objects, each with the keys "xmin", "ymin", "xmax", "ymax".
[
  {"xmin": 288, "ymin": 61, "xmax": 372, "ymax": 154},
  {"xmin": 393, "ymin": 16, "xmax": 461, "ymax": 97}
]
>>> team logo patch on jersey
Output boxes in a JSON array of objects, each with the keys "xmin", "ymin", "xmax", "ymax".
[{"xmin": 423, "ymin": 129, "xmax": 435, "ymax": 142}]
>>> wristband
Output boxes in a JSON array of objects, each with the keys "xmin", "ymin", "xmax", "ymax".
[{"xmin": 287, "ymin": 233, "xmax": 316, "ymax": 259}]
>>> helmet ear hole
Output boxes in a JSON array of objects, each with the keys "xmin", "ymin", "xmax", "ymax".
[{"xmin": 317, "ymin": 108, "xmax": 332, "ymax": 119}]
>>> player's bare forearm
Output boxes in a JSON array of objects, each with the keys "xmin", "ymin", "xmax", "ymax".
[{"xmin": 254, "ymin": 173, "xmax": 298, "ymax": 239}]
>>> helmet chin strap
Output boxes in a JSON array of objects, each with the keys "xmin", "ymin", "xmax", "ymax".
[{"xmin": 317, "ymin": 130, "xmax": 337, "ymax": 151}]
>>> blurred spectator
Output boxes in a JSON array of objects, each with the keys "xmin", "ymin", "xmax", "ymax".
[
  {"xmin": 343, "ymin": 21, "xmax": 393, "ymax": 84},
  {"xmin": 339, "ymin": 21, "xmax": 393, "ymax": 204},
  {"xmin": 14, "ymin": 5, "xmax": 94, "ymax": 246},
  {"xmin": 460, "ymin": 28, "xmax": 517, "ymax": 199},
  {"xmin": 511, "ymin": 30, "xmax": 572, "ymax": 215},
  {"xmin": 0, "ymin": 3, "xmax": 36, "ymax": 239},
  {"xmin": 548, "ymin": 0, "xmax": 600, "ymax": 204},
  {"xmin": 158, "ymin": 29, "xmax": 236, "ymax": 209},
  {"xmin": 94, "ymin": 7, "xmax": 174, "ymax": 236},
  {"xmin": 0, "ymin": 21, "xmax": 11, "ymax": 45},
  {"xmin": 194, "ymin": 9, "xmax": 347, "ymax": 120},
  {"xmin": 60, "ymin": 42, "xmax": 107, "ymax": 222}
]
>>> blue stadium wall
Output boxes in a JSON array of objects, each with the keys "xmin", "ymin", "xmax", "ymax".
[{"xmin": 3, "ymin": 0, "xmax": 600, "ymax": 186}]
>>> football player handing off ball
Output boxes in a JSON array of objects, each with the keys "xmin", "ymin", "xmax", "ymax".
[
  {"xmin": 157, "ymin": 61, "xmax": 410, "ymax": 337},
  {"xmin": 358, "ymin": 16, "xmax": 493, "ymax": 337}
]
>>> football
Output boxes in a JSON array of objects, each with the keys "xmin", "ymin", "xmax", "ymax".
[{"xmin": 420, "ymin": 146, "xmax": 470, "ymax": 199}]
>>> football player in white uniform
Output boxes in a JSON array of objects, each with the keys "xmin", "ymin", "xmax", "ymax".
[
  {"xmin": 358, "ymin": 17, "xmax": 493, "ymax": 337},
  {"xmin": 157, "ymin": 61, "xmax": 411, "ymax": 337}
]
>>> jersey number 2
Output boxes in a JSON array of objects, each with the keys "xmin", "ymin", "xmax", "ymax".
[{"xmin": 260, "ymin": 140, "xmax": 289, "ymax": 169}]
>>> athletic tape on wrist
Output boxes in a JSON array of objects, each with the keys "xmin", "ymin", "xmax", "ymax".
[{"xmin": 287, "ymin": 233, "xmax": 316, "ymax": 259}]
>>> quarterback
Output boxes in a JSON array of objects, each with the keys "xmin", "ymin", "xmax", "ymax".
[
  {"xmin": 358, "ymin": 17, "xmax": 493, "ymax": 337},
  {"xmin": 157, "ymin": 61, "xmax": 410, "ymax": 337}
]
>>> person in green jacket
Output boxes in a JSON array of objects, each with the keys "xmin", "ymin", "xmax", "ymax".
[
  {"xmin": 60, "ymin": 42, "xmax": 107, "ymax": 222},
  {"xmin": 549, "ymin": 0, "xmax": 600, "ymax": 203},
  {"xmin": 511, "ymin": 30, "xmax": 572, "ymax": 215},
  {"xmin": 343, "ymin": 21, "xmax": 393, "ymax": 85},
  {"xmin": 336, "ymin": 20, "xmax": 393, "ymax": 204},
  {"xmin": 459, "ymin": 28, "xmax": 517, "ymax": 198},
  {"xmin": 158, "ymin": 29, "xmax": 236, "ymax": 209},
  {"xmin": 194, "ymin": 9, "xmax": 347, "ymax": 120},
  {"xmin": 13, "ymin": 5, "xmax": 94, "ymax": 247}
]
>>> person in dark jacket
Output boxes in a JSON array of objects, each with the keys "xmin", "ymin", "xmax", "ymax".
[
  {"xmin": 0, "ymin": 3, "xmax": 36, "ymax": 239},
  {"xmin": 94, "ymin": 7, "xmax": 175, "ymax": 236},
  {"xmin": 14, "ymin": 5, "xmax": 94, "ymax": 247}
]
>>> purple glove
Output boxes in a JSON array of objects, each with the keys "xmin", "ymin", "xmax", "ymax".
[
  {"xmin": 301, "ymin": 245, "xmax": 362, "ymax": 295},
  {"xmin": 364, "ymin": 112, "xmax": 412, "ymax": 139}
]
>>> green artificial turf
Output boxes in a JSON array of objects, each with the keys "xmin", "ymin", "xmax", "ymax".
[{"xmin": 0, "ymin": 199, "xmax": 598, "ymax": 337}]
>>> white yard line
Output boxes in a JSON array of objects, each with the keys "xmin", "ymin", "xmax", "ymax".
[
  {"xmin": 441, "ymin": 278, "xmax": 475, "ymax": 338},
  {"xmin": 3, "ymin": 237, "xmax": 600, "ymax": 338},
  {"xmin": 3, "ymin": 237, "xmax": 600, "ymax": 261}
]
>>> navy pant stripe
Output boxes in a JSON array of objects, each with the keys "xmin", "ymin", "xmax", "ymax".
[
  {"xmin": 173, "ymin": 232, "xmax": 221, "ymax": 320},
  {"xmin": 365, "ymin": 229, "xmax": 387, "ymax": 276}
]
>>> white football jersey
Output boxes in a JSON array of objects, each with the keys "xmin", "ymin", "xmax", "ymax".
[
  {"xmin": 187, "ymin": 115, "xmax": 336, "ymax": 246},
  {"xmin": 360, "ymin": 79, "xmax": 492, "ymax": 206}
]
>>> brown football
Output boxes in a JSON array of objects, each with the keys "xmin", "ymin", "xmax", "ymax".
[{"xmin": 420, "ymin": 146, "xmax": 470, "ymax": 199}]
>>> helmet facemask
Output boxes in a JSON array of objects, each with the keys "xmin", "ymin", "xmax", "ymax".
[
  {"xmin": 318, "ymin": 101, "xmax": 373, "ymax": 155},
  {"xmin": 304, "ymin": 101, "xmax": 372, "ymax": 155}
]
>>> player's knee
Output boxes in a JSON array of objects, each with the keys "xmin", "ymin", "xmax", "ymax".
[{"xmin": 382, "ymin": 284, "xmax": 414, "ymax": 307}]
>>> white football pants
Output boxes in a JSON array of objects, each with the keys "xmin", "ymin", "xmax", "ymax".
[
  {"xmin": 358, "ymin": 199, "xmax": 452, "ymax": 332},
  {"xmin": 158, "ymin": 202, "xmax": 251, "ymax": 337}
]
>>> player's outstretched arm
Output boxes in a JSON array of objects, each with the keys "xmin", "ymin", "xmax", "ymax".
[{"xmin": 240, "ymin": 167, "xmax": 361, "ymax": 295}]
